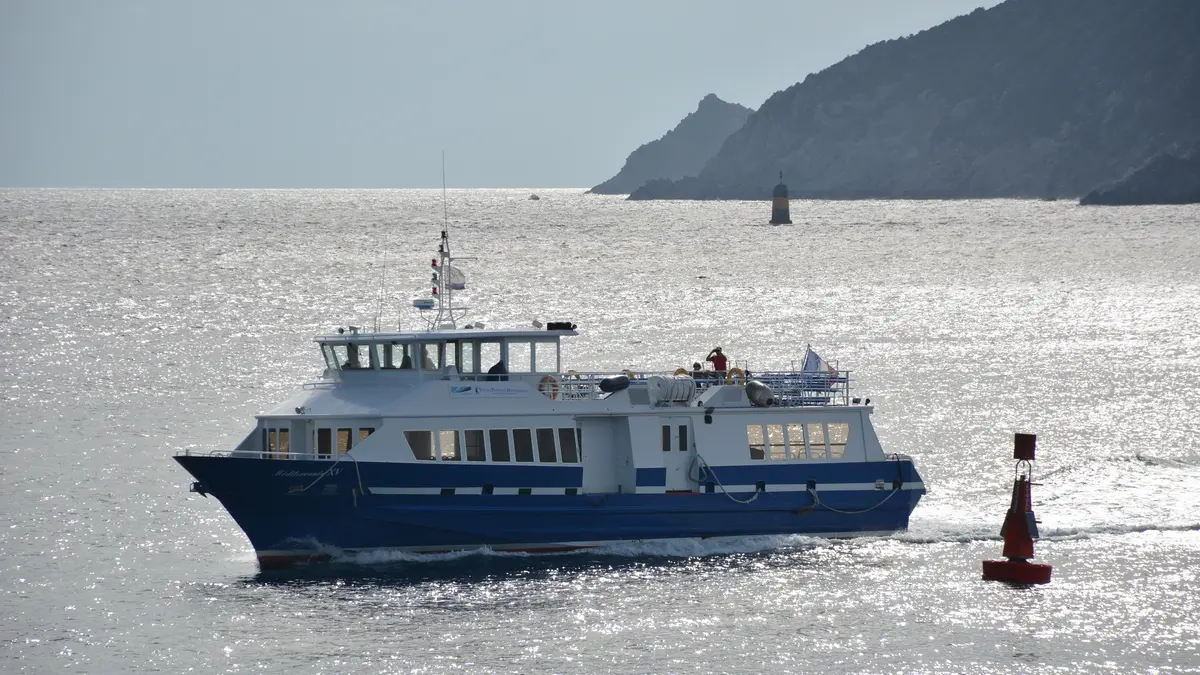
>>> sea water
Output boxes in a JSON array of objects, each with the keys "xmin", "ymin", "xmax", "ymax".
[{"xmin": 1, "ymin": 189, "xmax": 1199, "ymax": 674}]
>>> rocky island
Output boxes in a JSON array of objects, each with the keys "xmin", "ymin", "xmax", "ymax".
[
  {"xmin": 627, "ymin": 0, "xmax": 1200, "ymax": 201},
  {"xmin": 588, "ymin": 94, "xmax": 752, "ymax": 195}
]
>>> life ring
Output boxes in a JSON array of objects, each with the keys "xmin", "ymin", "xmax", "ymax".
[
  {"xmin": 726, "ymin": 367, "xmax": 746, "ymax": 384},
  {"xmin": 538, "ymin": 375, "xmax": 560, "ymax": 399},
  {"xmin": 622, "ymin": 369, "xmax": 637, "ymax": 380},
  {"xmin": 566, "ymin": 369, "xmax": 581, "ymax": 379},
  {"xmin": 674, "ymin": 367, "xmax": 689, "ymax": 376}
]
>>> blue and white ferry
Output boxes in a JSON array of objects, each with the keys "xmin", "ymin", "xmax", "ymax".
[{"xmin": 175, "ymin": 229, "xmax": 926, "ymax": 568}]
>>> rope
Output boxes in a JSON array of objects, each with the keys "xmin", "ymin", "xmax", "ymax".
[
  {"xmin": 806, "ymin": 485, "xmax": 899, "ymax": 515},
  {"xmin": 692, "ymin": 455, "xmax": 761, "ymax": 504}
]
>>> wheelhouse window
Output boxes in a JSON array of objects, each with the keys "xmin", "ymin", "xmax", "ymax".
[
  {"xmin": 508, "ymin": 342, "xmax": 532, "ymax": 373},
  {"xmin": 536, "ymin": 428, "xmax": 558, "ymax": 463},
  {"xmin": 662, "ymin": 425, "xmax": 671, "ymax": 452},
  {"xmin": 558, "ymin": 428, "xmax": 579, "ymax": 463},
  {"xmin": 480, "ymin": 342, "xmax": 502, "ymax": 377},
  {"xmin": 489, "ymin": 429, "xmax": 511, "ymax": 462},
  {"xmin": 746, "ymin": 424, "xmax": 765, "ymax": 460},
  {"xmin": 420, "ymin": 344, "xmax": 440, "ymax": 370},
  {"xmin": 337, "ymin": 428, "xmax": 353, "ymax": 454},
  {"xmin": 358, "ymin": 427, "xmax": 375, "ymax": 442},
  {"xmin": 458, "ymin": 341, "xmax": 477, "ymax": 374},
  {"xmin": 533, "ymin": 341, "xmax": 558, "ymax": 373},
  {"xmin": 405, "ymin": 430, "xmax": 435, "ymax": 461}
]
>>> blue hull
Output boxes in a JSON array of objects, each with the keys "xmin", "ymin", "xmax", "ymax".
[{"xmin": 176, "ymin": 456, "xmax": 924, "ymax": 567}]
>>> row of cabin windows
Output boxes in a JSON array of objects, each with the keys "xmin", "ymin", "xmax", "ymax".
[
  {"xmin": 747, "ymin": 422, "xmax": 849, "ymax": 460},
  {"xmin": 325, "ymin": 340, "xmax": 559, "ymax": 374},
  {"xmin": 404, "ymin": 428, "xmax": 581, "ymax": 464},
  {"xmin": 263, "ymin": 426, "xmax": 375, "ymax": 459}
]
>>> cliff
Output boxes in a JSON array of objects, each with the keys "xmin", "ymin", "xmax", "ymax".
[
  {"xmin": 588, "ymin": 94, "xmax": 753, "ymax": 195},
  {"xmin": 629, "ymin": 0, "xmax": 1200, "ymax": 200},
  {"xmin": 1080, "ymin": 151, "xmax": 1200, "ymax": 205}
]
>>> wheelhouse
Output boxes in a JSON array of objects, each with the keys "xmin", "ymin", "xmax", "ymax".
[{"xmin": 316, "ymin": 327, "xmax": 577, "ymax": 379}]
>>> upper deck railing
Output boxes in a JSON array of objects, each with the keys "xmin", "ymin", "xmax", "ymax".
[{"xmin": 455, "ymin": 369, "xmax": 852, "ymax": 406}]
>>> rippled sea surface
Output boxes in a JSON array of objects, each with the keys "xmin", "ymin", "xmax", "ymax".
[{"xmin": 2, "ymin": 189, "xmax": 1199, "ymax": 674}]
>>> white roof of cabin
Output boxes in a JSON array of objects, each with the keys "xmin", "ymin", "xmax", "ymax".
[{"xmin": 314, "ymin": 328, "xmax": 577, "ymax": 344}]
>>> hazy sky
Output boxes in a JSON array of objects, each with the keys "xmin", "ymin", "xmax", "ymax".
[{"xmin": 1, "ymin": 0, "xmax": 999, "ymax": 188}]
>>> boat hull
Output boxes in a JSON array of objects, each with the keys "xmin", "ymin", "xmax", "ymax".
[{"xmin": 176, "ymin": 456, "xmax": 924, "ymax": 568}]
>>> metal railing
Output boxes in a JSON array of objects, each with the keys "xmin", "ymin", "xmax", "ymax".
[{"xmin": 453, "ymin": 368, "xmax": 852, "ymax": 406}]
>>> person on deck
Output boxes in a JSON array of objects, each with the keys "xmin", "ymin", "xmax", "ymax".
[
  {"xmin": 691, "ymin": 362, "xmax": 705, "ymax": 379},
  {"xmin": 706, "ymin": 347, "xmax": 728, "ymax": 374}
]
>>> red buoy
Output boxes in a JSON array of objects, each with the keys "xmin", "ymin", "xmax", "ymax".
[{"xmin": 982, "ymin": 433, "xmax": 1052, "ymax": 584}]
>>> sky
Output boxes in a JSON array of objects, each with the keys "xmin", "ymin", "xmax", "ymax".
[{"xmin": 1, "ymin": 0, "xmax": 1000, "ymax": 188}]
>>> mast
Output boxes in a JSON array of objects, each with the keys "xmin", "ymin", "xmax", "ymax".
[{"xmin": 414, "ymin": 152, "xmax": 469, "ymax": 330}]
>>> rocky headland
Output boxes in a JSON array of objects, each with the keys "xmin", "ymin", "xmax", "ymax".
[
  {"xmin": 588, "ymin": 94, "xmax": 752, "ymax": 195},
  {"xmin": 626, "ymin": 0, "xmax": 1200, "ymax": 200}
]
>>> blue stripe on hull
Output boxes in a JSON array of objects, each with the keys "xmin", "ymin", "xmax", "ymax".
[{"xmin": 176, "ymin": 456, "xmax": 923, "ymax": 558}]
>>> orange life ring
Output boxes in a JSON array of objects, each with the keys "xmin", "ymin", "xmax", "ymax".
[
  {"xmin": 622, "ymin": 369, "xmax": 637, "ymax": 380},
  {"xmin": 674, "ymin": 367, "xmax": 689, "ymax": 376},
  {"xmin": 726, "ymin": 367, "xmax": 746, "ymax": 384},
  {"xmin": 538, "ymin": 375, "xmax": 560, "ymax": 399}
]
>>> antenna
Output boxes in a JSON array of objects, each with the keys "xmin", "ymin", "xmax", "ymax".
[{"xmin": 442, "ymin": 150, "xmax": 449, "ymax": 231}]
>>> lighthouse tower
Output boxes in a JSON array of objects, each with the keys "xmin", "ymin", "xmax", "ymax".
[{"xmin": 770, "ymin": 172, "xmax": 792, "ymax": 225}]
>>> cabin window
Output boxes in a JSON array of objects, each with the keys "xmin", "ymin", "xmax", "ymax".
[
  {"xmin": 366, "ymin": 344, "xmax": 381, "ymax": 369},
  {"xmin": 464, "ymin": 430, "xmax": 486, "ymax": 461},
  {"xmin": 442, "ymin": 341, "xmax": 458, "ymax": 371},
  {"xmin": 662, "ymin": 425, "xmax": 671, "ymax": 452},
  {"xmin": 558, "ymin": 428, "xmax": 579, "ymax": 463},
  {"xmin": 489, "ymin": 429, "xmax": 511, "ymax": 462},
  {"xmin": 534, "ymin": 342, "xmax": 557, "ymax": 373},
  {"xmin": 267, "ymin": 429, "xmax": 291, "ymax": 459},
  {"xmin": 420, "ymin": 344, "xmax": 440, "ymax": 370},
  {"xmin": 767, "ymin": 424, "xmax": 787, "ymax": 460},
  {"xmin": 536, "ymin": 428, "xmax": 558, "ymax": 462},
  {"xmin": 746, "ymin": 424, "xmax": 765, "ymax": 460},
  {"xmin": 786, "ymin": 423, "xmax": 806, "ymax": 459},
  {"xmin": 508, "ymin": 342, "xmax": 532, "ymax": 373},
  {"xmin": 513, "ymin": 429, "xmax": 535, "ymax": 462},
  {"xmin": 678, "ymin": 425, "xmax": 688, "ymax": 452},
  {"xmin": 439, "ymin": 429, "xmax": 459, "ymax": 461},
  {"xmin": 404, "ymin": 430, "xmax": 435, "ymax": 461},
  {"xmin": 828, "ymin": 423, "xmax": 849, "ymax": 459},
  {"xmin": 359, "ymin": 427, "xmax": 375, "ymax": 443},
  {"xmin": 337, "ymin": 428, "xmax": 353, "ymax": 454},
  {"xmin": 316, "ymin": 428, "xmax": 332, "ymax": 459},
  {"xmin": 807, "ymin": 423, "xmax": 827, "ymax": 459}
]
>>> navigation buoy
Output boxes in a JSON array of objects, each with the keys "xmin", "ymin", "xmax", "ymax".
[
  {"xmin": 982, "ymin": 433, "xmax": 1053, "ymax": 584},
  {"xmin": 770, "ymin": 171, "xmax": 792, "ymax": 225}
]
